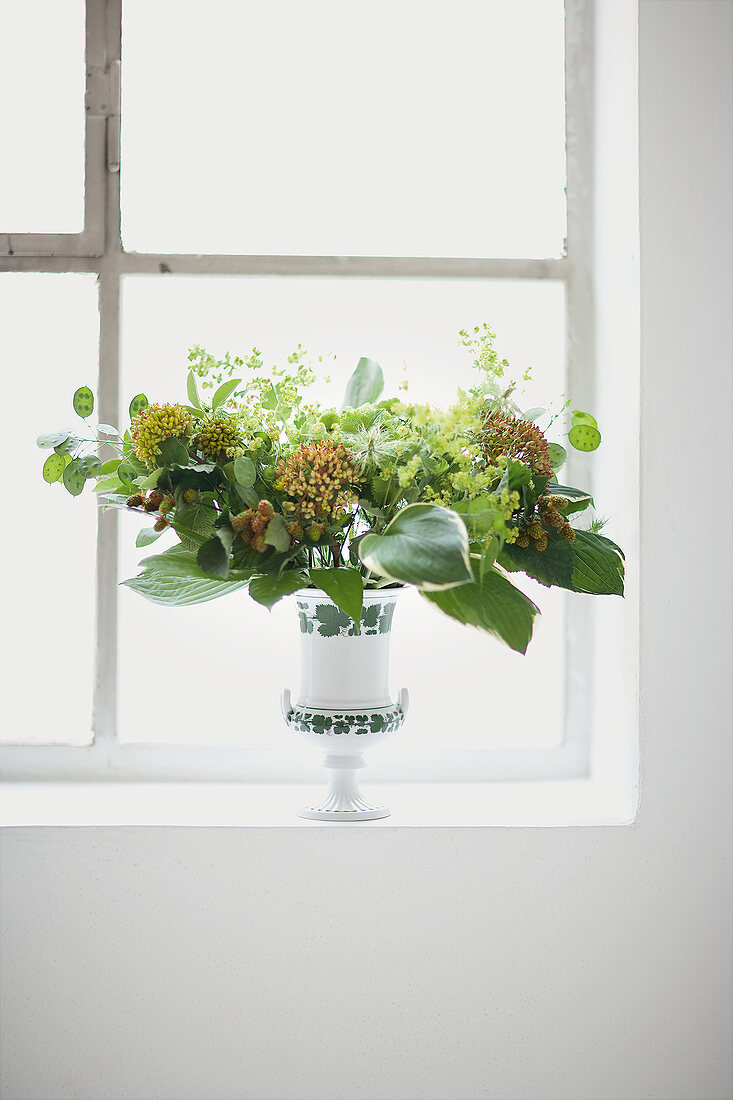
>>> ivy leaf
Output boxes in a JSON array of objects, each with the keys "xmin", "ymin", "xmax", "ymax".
[
  {"xmin": 212, "ymin": 378, "xmax": 242, "ymax": 411},
  {"xmin": 358, "ymin": 503, "xmax": 472, "ymax": 590},
  {"xmin": 248, "ymin": 571, "xmax": 306, "ymax": 610},
  {"xmin": 342, "ymin": 357, "xmax": 384, "ymax": 410},
  {"xmin": 423, "ymin": 566, "xmax": 540, "ymax": 654},
  {"xmin": 309, "ymin": 567, "xmax": 364, "ymax": 633}
]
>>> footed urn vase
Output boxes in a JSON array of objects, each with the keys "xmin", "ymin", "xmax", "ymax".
[{"xmin": 281, "ymin": 587, "xmax": 408, "ymax": 821}]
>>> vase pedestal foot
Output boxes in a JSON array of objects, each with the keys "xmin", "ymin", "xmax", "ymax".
[{"xmin": 298, "ymin": 752, "xmax": 390, "ymax": 822}]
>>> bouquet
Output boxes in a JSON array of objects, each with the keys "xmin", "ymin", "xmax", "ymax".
[{"xmin": 37, "ymin": 324, "xmax": 624, "ymax": 654}]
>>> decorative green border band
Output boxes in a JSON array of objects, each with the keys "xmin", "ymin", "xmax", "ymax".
[
  {"xmin": 286, "ymin": 704, "xmax": 405, "ymax": 737},
  {"xmin": 296, "ymin": 599, "xmax": 396, "ymax": 639}
]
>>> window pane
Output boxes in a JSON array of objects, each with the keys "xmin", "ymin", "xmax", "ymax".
[
  {"xmin": 0, "ymin": 2, "xmax": 85, "ymax": 233},
  {"xmin": 0, "ymin": 275, "xmax": 98, "ymax": 744},
  {"xmin": 122, "ymin": 1, "xmax": 566, "ymax": 257},
  {"xmin": 119, "ymin": 275, "xmax": 565, "ymax": 749}
]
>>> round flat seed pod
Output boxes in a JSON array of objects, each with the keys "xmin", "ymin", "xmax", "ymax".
[
  {"xmin": 547, "ymin": 443, "xmax": 567, "ymax": 469},
  {"xmin": 73, "ymin": 386, "xmax": 95, "ymax": 418},
  {"xmin": 43, "ymin": 452, "xmax": 66, "ymax": 483},
  {"xmin": 129, "ymin": 393, "xmax": 149, "ymax": 418},
  {"xmin": 78, "ymin": 455, "xmax": 102, "ymax": 478},
  {"xmin": 568, "ymin": 424, "xmax": 602, "ymax": 452},
  {"xmin": 571, "ymin": 410, "xmax": 598, "ymax": 428},
  {"xmin": 63, "ymin": 459, "xmax": 86, "ymax": 496}
]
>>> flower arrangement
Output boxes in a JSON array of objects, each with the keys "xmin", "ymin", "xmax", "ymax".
[{"xmin": 37, "ymin": 325, "xmax": 624, "ymax": 654}]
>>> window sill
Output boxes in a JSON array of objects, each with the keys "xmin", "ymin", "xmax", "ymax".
[{"xmin": 0, "ymin": 780, "xmax": 637, "ymax": 828}]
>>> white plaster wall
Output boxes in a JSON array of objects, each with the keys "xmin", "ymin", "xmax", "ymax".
[{"xmin": 1, "ymin": 3, "xmax": 731, "ymax": 1099}]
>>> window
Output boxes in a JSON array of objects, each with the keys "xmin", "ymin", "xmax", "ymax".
[{"xmin": 1, "ymin": 0, "xmax": 637, "ymax": 799}]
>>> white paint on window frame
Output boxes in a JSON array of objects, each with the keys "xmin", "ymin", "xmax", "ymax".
[{"xmin": 0, "ymin": 0, "xmax": 610, "ymax": 786}]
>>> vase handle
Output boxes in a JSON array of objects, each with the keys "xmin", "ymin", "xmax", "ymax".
[
  {"xmin": 396, "ymin": 687, "xmax": 410, "ymax": 719},
  {"xmin": 281, "ymin": 688, "xmax": 294, "ymax": 726}
]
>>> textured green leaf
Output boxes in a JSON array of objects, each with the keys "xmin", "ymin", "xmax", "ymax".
[
  {"xmin": 423, "ymin": 567, "xmax": 540, "ymax": 654},
  {"xmin": 570, "ymin": 531, "xmax": 624, "ymax": 595},
  {"xmin": 547, "ymin": 443, "xmax": 566, "ymax": 471},
  {"xmin": 342, "ymin": 357, "xmax": 384, "ymax": 410},
  {"xmin": 309, "ymin": 568, "xmax": 364, "ymax": 632},
  {"xmin": 248, "ymin": 571, "xmax": 306, "ymax": 610},
  {"xmin": 73, "ymin": 386, "xmax": 94, "ymax": 418},
  {"xmin": 498, "ymin": 538, "xmax": 575, "ymax": 589},
  {"xmin": 172, "ymin": 500, "xmax": 218, "ymax": 550},
  {"xmin": 358, "ymin": 503, "xmax": 472, "ymax": 590},
  {"xmin": 122, "ymin": 544, "xmax": 249, "ymax": 606}
]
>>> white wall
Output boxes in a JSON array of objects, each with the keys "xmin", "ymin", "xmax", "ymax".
[{"xmin": 1, "ymin": 3, "xmax": 732, "ymax": 1099}]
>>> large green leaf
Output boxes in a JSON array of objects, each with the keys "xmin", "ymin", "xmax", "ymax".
[
  {"xmin": 423, "ymin": 567, "xmax": 540, "ymax": 654},
  {"xmin": 358, "ymin": 504, "xmax": 472, "ymax": 590},
  {"xmin": 498, "ymin": 538, "xmax": 575, "ymax": 589},
  {"xmin": 121, "ymin": 544, "xmax": 249, "ymax": 606},
  {"xmin": 172, "ymin": 499, "xmax": 218, "ymax": 550},
  {"xmin": 341, "ymin": 357, "xmax": 384, "ymax": 410},
  {"xmin": 309, "ymin": 568, "xmax": 364, "ymax": 632},
  {"xmin": 570, "ymin": 531, "xmax": 625, "ymax": 595},
  {"xmin": 248, "ymin": 571, "xmax": 306, "ymax": 610},
  {"xmin": 212, "ymin": 378, "xmax": 242, "ymax": 411}
]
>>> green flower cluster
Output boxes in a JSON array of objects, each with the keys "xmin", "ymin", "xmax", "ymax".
[{"xmin": 130, "ymin": 403, "xmax": 194, "ymax": 467}]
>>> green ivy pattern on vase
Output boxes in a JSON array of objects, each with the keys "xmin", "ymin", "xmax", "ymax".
[
  {"xmin": 296, "ymin": 599, "xmax": 396, "ymax": 638},
  {"xmin": 286, "ymin": 704, "xmax": 405, "ymax": 737}
]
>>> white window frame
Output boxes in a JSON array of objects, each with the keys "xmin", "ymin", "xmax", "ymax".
[{"xmin": 0, "ymin": 0, "xmax": 605, "ymax": 784}]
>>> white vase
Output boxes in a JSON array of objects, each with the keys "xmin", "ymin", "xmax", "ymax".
[{"xmin": 281, "ymin": 587, "xmax": 409, "ymax": 821}]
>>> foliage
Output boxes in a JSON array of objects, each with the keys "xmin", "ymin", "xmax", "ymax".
[{"xmin": 38, "ymin": 324, "xmax": 625, "ymax": 653}]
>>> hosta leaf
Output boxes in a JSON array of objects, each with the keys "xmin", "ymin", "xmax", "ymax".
[
  {"xmin": 499, "ymin": 538, "xmax": 575, "ymax": 589},
  {"xmin": 423, "ymin": 566, "xmax": 540, "ymax": 654},
  {"xmin": 358, "ymin": 503, "xmax": 472, "ymax": 590},
  {"xmin": 122, "ymin": 544, "xmax": 249, "ymax": 607},
  {"xmin": 342, "ymin": 357, "xmax": 384, "ymax": 410},
  {"xmin": 248, "ymin": 571, "xmax": 306, "ymax": 610},
  {"xmin": 309, "ymin": 567, "xmax": 364, "ymax": 632}
]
